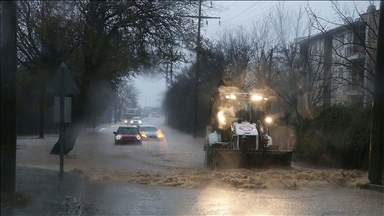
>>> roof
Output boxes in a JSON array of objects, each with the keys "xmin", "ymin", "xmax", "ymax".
[
  {"xmin": 118, "ymin": 125, "xmax": 139, "ymax": 128},
  {"xmin": 295, "ymin": 8, "xmax": 378, "ymax": 44},
  {"xmin": 296, "ymin": 21, "xmax": 366, "ymax": 44},
  {"xmin": 139, "ymin": 125, "xmax": 157, "ymax": 128}
]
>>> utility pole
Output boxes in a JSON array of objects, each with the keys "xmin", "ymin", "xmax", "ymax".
[
  {"xmin": 193, "ymin": 0, "xmax": 202, "ymax": 138},
  {"xmin": 190, "ymin": 0, "xmax": 220, "ymax": 138},
  {"xmin": 268, "ymin": 48, "xmax": 274, "ymax": 83},
  {"xmin": 39, "ymin": 2, "xmax": 46, "ymax": 139},
  {"xmin": 114, "ymin": 92, "xmax": 118, "ymax": 124},
  {"xmin": 1, "ymin": 1, "xmax": 17, "ymax": 196},
  {"xmin": 170, "ymin": 48, "xmax": 174, "ymax": 84},
  {"xmin": 368, "ymin": 0, "xmax": 384, "ymax": 185},
  {"xmin": 165, "ymin": 62, "xmax": 169, "ymax": 89},
  {"xmin": 165, "ymin": 47, "xmax": 173, "ymax": 89}
]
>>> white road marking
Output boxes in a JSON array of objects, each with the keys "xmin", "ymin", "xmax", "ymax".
[{"xmin": 99, "ymin": 128, "xmax": 106, "ymax": 131}]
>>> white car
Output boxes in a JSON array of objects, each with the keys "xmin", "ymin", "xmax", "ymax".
[
  {"xmin": 139, "ymin": 125, "xmax": 165, "ymax": 140},
  {"xmin": 129, "ymin": 117, "xmax": 142, "ymax": 126}
]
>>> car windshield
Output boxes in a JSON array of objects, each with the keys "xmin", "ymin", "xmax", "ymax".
[
  {"xmin": 132, "ymin": 117, "xmax": 141, "ymax": 120},
  {"xmin": 117, "ymin": 127, "xmax": 138, "ymax": 135},
  {"xmin": 140, "ymin": 126, "xmax": 158, "ymax": 132}
]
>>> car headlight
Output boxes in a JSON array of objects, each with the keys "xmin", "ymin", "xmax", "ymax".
[
  {"xmin": 157, "ymin": 130, "xmax": 164, "ymax": 138},
  {"xmin": 130, "ymin": 120, "xmax": 133, "ymax": 123},
  {"xmin": 217, "ymin": 112, "xmax": 225, "ymax": 123},
  {"xmin": 225, "ymin": 94, "xmax": 237, "ymax": 99},
  {"xmin": 140, "ymin": 132, "xmax": 147, "ymax": 138},
  {"xmin": 265, "ymin": 117, "xmax": 272, "ymax": 124},
  {"xmin": 116, "ymin": 135, "xmax": 121, "ymax": 140},
  {"xmin": 138, "ymin": 120, "xmax": 142, "ymax": 124},
  {"xmin": 252, "ymin": 95, "xmax": 263, "ymax": 101},
  {"xmin": 124, "ymin": 120, "xmax": 128, "ymax": 123},
  {"xmin": 136, "ymin": 135, "xmax": 141, "ymax": 140}
]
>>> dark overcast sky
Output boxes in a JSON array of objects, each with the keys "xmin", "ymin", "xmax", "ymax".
[{"xmin": 134, "ymin": 1, "xmax": 377, "ymax": 108}]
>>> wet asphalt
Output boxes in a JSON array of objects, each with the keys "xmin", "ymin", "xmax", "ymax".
[
  {"xmin": 80, "ymin": 179, "xmax": 384, "ymax": 215},
  {"xmin": 3, "ymin": 116, "xmax": 384, "ymax": 215}
]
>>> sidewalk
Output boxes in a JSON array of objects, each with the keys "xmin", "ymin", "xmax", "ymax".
[{"xmin": 1, "ymin": 166, "xmax": 84, "ymax": 216}]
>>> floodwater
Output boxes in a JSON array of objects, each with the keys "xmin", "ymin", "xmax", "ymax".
[
  {"xmin": 15, "ymin": 116, "xmax": 384, "ymax": 215},
  {"xmin": 17, "ymin": 116, "xmax": 372, "ymax": 190}
]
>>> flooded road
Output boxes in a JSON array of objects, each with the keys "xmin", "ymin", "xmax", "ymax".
[
  {"xmin": 16, "ymin": 116, "xmax": 384, "ymax": 215},
  {"xmin": 80, "ymin": 180, "xmax": 383, "ymax": 215},
  {"xmin": 17, "ymin": 116, "xmax": 204, "ymax": 173}
]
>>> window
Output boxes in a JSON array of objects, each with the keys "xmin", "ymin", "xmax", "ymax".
[
  {"xmin": 312, "ymin": 42, "xmax": 318, "ymax": 53},
  {"xmin": 338, "ymin": 68, "xmax": 343, "ymax": 78},
  {"xmin": 350, "ymin": 71, "xmax": 359, "ymax": 90},
  {"xmin": 118, "ymin": 127, "xmax": 138, "ymax": 134},
  {"xmin": 140, "ymin": 126, "xmax": 158, "ymax": 132},
  {"xmin": 346, "ymin": 32, "xmax": 353, "ymax": 44},
  {"xmin": 335, "ymin": 34, "xmax": 344, "ymax": 49}
]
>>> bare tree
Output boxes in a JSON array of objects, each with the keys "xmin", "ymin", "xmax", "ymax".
[
  {"xmin": 216, "ymin": 26, "xmax": 254, "ymax": 90},
  {"xmin": 250, "ymin": 3, "xmax": 322, "ymax": 120}
]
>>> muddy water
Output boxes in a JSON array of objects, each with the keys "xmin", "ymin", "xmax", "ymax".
[
  {"xmin": 17, "ymin": 130, "xmax": 372, "ymax": 191},
  {"xmin": 74, "ymin": 167, "xmax": 370, "ymax": 190}
]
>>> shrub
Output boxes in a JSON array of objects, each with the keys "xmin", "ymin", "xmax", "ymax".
[{"xmin": 295, "ymin": 104, "xmax": 371, "ymax": 169}]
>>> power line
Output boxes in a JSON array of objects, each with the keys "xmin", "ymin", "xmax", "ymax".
[
  {"xmin": 226, "ymin": 0, "xmax": 238, "ymax": 10},
  {"xmin": 206, "ymin": 1, "xmax": 238, "ymax": 27},
  {"xmin": 213, "ymin": 0, "xmax": 238, "ymax": 18},
  {"xmin": 232, "ymin": 2, "xmax": 278, "ymax": 26},
  {"xmin": 221, "ymin": 1, "xmax": 260, "ymax": 23},
  {"xmin": 218, "ymin": 2, "xmax": 277, "ymax": 28},
  {"xmin": 208, "ymin": 1, "xmax": 268, "ymax": 28},
  {"xmin": 238, "ymin": 1, "xmax": 266, "ymax": 20}
]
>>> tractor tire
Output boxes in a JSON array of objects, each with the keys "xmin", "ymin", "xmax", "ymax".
[
  {"xmin": 204, "ymin": 145, "xmax": 210, "ymax": 166},
  {"xmin": 211, "ymin": 150, "xmax": 217, "ymax": 170},
  {"xmin": 205, "ymin": 145, "xmax": 214, "ymax": 169}
]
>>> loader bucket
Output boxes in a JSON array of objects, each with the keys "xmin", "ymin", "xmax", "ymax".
[{"xmin": 214, "ymin": 150, "xmax": 293, "ymax": 169}]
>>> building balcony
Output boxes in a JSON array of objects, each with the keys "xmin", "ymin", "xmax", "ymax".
[{"xmin": 345, "ymin": 45, "xmax": 366, "ymax": 60}]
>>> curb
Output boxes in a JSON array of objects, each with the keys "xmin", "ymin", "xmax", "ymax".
[{"xmin": 365, "ymin": 184, "xmax": 384, "ymax": 193}]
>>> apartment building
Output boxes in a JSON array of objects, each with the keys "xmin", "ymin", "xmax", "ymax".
[{"xmin": 297, "ymin": 5, "xmax": 379, "ymax": 107}]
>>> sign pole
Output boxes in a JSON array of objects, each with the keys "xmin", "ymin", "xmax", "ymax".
[{"xmin": 47, "ymin": 62, "xmax": 80, "ymax": 180}]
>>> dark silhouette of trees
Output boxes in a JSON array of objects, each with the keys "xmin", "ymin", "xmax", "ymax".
[
  {"xmin": 1, "ymin": 0, "xmax": 17, "ymax": 197},
  {"xmin": 164, "ymin": 41, "xmax": 225, "ymax": 135},
  {"xmin": 16, "ymin": 0, "xmax": 199, "ymax": 154}
]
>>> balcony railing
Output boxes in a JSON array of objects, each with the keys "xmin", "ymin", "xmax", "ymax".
[{"xmin": 345, "ymin": 45, "xmax": 365, "ymax": 60}]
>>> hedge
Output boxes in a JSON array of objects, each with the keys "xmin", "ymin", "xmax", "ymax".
[{"xmin": 295, "ymin": 104, "xmax": 372, "ymax": 169}]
